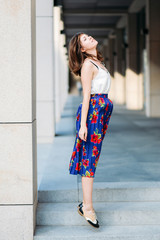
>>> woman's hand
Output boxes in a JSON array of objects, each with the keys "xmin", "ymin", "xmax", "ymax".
[{"xmin": 79, "ymin": 125, "xmax": 88, "ymax": 141}]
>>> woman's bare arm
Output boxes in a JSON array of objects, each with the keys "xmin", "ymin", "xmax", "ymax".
[{"xmin": 80, "ymin": 59, "xmax": 94, "ymax": 128}]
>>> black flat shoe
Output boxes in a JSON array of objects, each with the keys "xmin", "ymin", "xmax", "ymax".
[{"xmin": 78, "ymin": 205, "xmax": 99, "ymax": 228}]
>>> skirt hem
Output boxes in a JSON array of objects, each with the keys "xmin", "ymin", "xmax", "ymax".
[{"xmin": 69, "ymin": 171, "xmax": 95, "ymax": 178}]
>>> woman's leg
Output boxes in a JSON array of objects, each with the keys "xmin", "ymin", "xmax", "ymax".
[{"xmin": 81, "ymin": 176, "xmax": 94, "ymax": 211}]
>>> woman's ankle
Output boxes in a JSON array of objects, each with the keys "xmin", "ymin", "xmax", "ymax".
[{"xmin": 83, "ymin": 203, "xmax": 94, "ymax": 212}]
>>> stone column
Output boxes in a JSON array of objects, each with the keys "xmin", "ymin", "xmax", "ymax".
[
  {"xmin": 0, "ymin": 1, "xmax": 37, "ymax": 239},
  {"xmin": 101, "ymin": 43, "xmax": 106, "ymax": 60},
  {"xmin": 103, "ymin": 39, "xmax": 110, "ymax": 75},
  {"xmin": 125, "ymin": 13, "xmax": 143, "ymax": 109},
  {"xmin": 36, "ymin": 0, "xmax": 55, "ymax": 143},
  {"xmin": 146, "ymin": 0, "xmax": 160, "ymax": 117},
  {"xmin": 53, "ymin": 8, "xmax": 68, "ymax": 121},
  {"xmin": 63, "ymin": 49, "xmax": 69, "ymax": 107},
  {"xmin": 114, "ymin": 29, "xmax": 126, "ymax": 104},
  {"xmin": 59, "ymin": 20, "xmax": 69, "ymax": 113},
  {"xmin": 108, "ymin": 37, "xmax": 116, "ymax": 100},
  {"xmin": 54, "ymin": 6, "xmax": 62, "ymax": 123}
]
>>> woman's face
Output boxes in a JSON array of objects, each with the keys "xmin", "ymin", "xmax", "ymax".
[{"xmin": 80, "ymin": 34, "xmax": 98, "ymax": 53}]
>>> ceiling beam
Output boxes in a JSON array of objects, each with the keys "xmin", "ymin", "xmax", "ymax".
[
  {"xmin": 65, "ymin": 24, "xmax": 115, "ymax": 30},
  {"xmin": 129, "ymin": 0, "xmax": 146, "ymax": 13},
  {"xmin": 66, "ymin": 38, "xmax": 105, "ymax": 45},
  {"xmin": 116, "ymin": 15, "xmax": 127, "ymax": 28},
  {"xmin": 64, "ymin": 13, "xmax": 127, "ymax": 17},
  {"xmin": 63, "ymin": 8, "xmax": 128, "ymax": 16},
  {"xmin": 66, "ymin": 34, "xmax": 109, "ymax": 38},
  {"xmin": 66, "ymin": 37, "xmax": 106, "ymax": 41}
]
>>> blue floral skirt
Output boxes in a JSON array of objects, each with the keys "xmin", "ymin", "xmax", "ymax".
[{"xmin": 69, "ymin": 93, "xmax": 113, "ymax": 178}]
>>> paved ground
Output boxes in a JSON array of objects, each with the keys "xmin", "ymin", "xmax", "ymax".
[{"xmin": 37, "ymin": 93, "xmax": 160, "ymax": 192}]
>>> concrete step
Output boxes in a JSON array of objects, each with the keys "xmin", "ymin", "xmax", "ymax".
[
  {"xmin": 36, "ymin": 201, "xmax": 160, "ymax": 226},
  {"xmin": 34, "ymin": 225, "xmax": 160, "ymax": 240},
  {"xmin": 38, "ymin": 181, "xmax": 160, "ymax": 203}
]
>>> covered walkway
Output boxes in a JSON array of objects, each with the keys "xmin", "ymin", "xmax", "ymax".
[
  {"xmin": 38, "ymin": 92, "xmax": 160, "ymax": 191},
  {"xmin": 35, "ymin": 92, "xmax": 160, "ymax": 239},
  {"xmin": 1, "ymin": 0, "xmax": 160, "ymax": 239}
]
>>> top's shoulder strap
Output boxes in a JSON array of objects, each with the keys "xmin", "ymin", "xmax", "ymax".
[{"xmin": 89, "ymin": 60, "xmax": 99, "ymax": 69}]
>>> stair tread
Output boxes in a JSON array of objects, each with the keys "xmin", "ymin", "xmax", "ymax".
[
  {"xmin": 38, "ymin": 182, "xmax": 160, "ymax": 203},
  {"xmin": 34, "ymin": 225, "xmax": 160, "ymax": 239},
  {"xmin": 37, "ymin": 201, "xmax": 160, "ymax": 212},
  {"xmin": 39, "ymin": 181, "xmax": 160, "ymax": 191},
  {"xmin": 82, "ymin": 181, "xmax": 160, "ymax": 189}
]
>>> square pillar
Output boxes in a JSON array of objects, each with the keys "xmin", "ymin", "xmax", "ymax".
[
  {"xmin": 36, "ymin": 0, "xmax": 55, "ymax": 143},
  {"xmin": 114, "ymin": 29, "xmax": 126, "ymax": 104},
  {"xmin": 126, "ymin": 13, "xmax": 143, "ymax": 109},
  {"xmin": 146, "ymin": 0, "xmax": 160, "ymax": 117},
  {"xmin": 53, "ymin": 8, "xmax": 69, "ymax": 122},
  {"xmin": 59, "ymin": 21, "xmax": 69, "ymax": 113},
  {"xmin": 108, "ymin": 37, "xmax": 116, "ymax": 100},
  {"xmin": 0, "ymin": 1, "xmax": 37, "ymax": 239},
  {"xmin": 54, "ymin": 6, "xmax": 62, "ymax": 123}
]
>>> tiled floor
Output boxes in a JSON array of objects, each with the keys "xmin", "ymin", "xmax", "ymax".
[{"xmin": 37, "ymin": 93, "xmax": 160, "ymax": 192}]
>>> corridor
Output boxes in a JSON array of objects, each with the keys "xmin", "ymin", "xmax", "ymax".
[
  {"xmin": 35, "ymin": 92, "xmax": 160, "ymax": 239},
  {"xmin": 37, "ymin": 92, "xmax": 160, "ymax": 193},
  {"xmin": 1, "ymin": 0, "xmax": 160, "ymax": 238}
]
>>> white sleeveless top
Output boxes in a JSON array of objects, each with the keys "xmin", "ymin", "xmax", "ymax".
[{"xmin": 89, "ymin": 60, "xmax": 111, "ymax": 94}]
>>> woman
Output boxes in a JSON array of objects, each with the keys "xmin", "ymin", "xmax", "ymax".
[{"xmin": 68, "ymin": 32, "xmax": 113, "ymax": 228}]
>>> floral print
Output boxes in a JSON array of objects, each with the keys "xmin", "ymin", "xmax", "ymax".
[{"xmin": 69, "ymin": 93, "xmax": 113, "ymax": 178}]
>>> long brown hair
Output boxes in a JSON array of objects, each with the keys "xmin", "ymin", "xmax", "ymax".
[{"xmin": 68, "ymin": 32, "xmax": 104, "ymax": 76}]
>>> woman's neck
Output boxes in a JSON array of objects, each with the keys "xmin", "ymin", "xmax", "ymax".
[{"xmin": 86, "ymin": 48, "xmax": 97, "ymax": 58}]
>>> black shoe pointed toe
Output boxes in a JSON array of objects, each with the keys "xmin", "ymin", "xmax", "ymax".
[{"xmin": 87, "ymin": 219, "xmax": 99, "ymax": 228}]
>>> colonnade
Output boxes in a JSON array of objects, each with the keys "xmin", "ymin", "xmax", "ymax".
[{"xmin": 102, "ymin": 0, "xmax": 160, "ymax": 117}]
